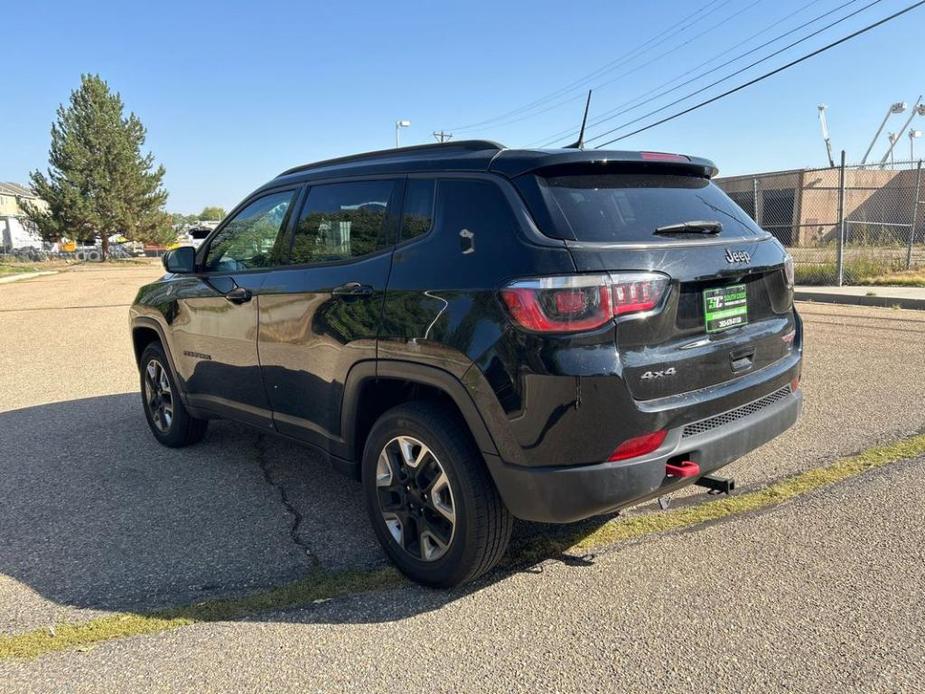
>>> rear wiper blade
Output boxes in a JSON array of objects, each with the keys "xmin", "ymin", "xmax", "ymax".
[{"xmin": 655, "ymin": 220, "xmax": 723, "ymax": 235}]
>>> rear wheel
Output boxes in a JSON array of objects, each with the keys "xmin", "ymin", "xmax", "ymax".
[
  {"xmin": 362, "ymin": 402, "xmax": 512, "ymax": 587},
  {"xmin": 140, "ymin": 342, "xmax": 207, "ymax": 447}
]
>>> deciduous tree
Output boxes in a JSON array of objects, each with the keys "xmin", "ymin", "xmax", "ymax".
[{"xmin": 198, "ymin": 206, "xmax": 226, "ymax": 221}]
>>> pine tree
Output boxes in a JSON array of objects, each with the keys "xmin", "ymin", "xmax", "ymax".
[{"xmin": 24, "ymin": 74, "xmax": 170, "ymax": 258}]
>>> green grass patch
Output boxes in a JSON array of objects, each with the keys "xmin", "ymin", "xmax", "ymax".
[
  {"xmin": 104, "ymin": 258, "xmax": 157, "ymax": 266},
  {"xmin": 0, "ymin": 263, "xmax": 38, "ymax": 276},
  {"xmin": 793, "ymin": 255, "xmax": 916, "ymax": 286},
  {"xmin": 857, "ymin": 269, "xmax": 925, "ymax": 287},
  {"xmin": 0, "ymin": 568, "xmax": 402, "ymax": 661},
  {"xmin": 3, "ymin": 434, "xmax": 925, "ymax": 661}
]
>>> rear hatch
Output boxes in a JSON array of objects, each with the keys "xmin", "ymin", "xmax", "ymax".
[{"xmin": 513, "ymin": 161, "xmax": 796, "ymax": 400}]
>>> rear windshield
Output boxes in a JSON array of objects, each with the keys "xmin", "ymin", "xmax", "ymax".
[{"xmin": 533, "ymin": 173, "xmax": 763, "ymax": 243}]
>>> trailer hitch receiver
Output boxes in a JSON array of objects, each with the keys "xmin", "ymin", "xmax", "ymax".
[{"xmin": 695, "ymin": 475, "xmax": 736, "ymax": 495}]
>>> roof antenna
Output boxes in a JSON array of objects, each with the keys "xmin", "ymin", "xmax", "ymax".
[{"xmin": 565, "ymin": 90, "xmax": 593, "ymax": 150}]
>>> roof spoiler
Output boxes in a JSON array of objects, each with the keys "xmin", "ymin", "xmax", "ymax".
[{"xmin": 491, "ymin": 150, "xmax": 719, "ymax": 179}]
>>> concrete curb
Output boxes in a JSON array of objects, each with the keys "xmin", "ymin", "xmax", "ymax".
[
  {"xmin": 795, "ymin": 290, "xmax": 925, "ymax": 311},
  {"xmin": 0, "ymin": 271, "xmax": 57, "ymax": 285}
]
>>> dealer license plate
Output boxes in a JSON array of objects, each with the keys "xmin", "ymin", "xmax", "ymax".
[{"xmin": 703, "ymin": 284, "xmax": 748, "ymax": 333}]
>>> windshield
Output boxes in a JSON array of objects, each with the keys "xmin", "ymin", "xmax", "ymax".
[{"xmin": 535, "ymin": 173, "xmax": 763, "ymax": 243}]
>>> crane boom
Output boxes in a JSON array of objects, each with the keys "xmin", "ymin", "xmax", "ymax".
[{"xmin": 817, "ymin": 105, "xmax": 835, "ymax": 168}]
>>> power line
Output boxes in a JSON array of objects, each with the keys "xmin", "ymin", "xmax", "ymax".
[
  {"xmin": 445, "ymin": 0, "xmax": 733, "ymax": 133},
  {"xmin": 593, "ymin": 0, "xmax": 925, "ymax": 148},
  {"xmin": 584, "ymin": 0, "xmax": 883, "ymax": 146},
  {"xmin": 464, "ymin": 0, "xmax": 763, "ymax": 138},
  {"xmin": 588, "ymin": 0, "xmax": 883, "ymax": 147},
  {"xmin": 529, "ymin": 0, "xmax": 835, "ymax": 148}
]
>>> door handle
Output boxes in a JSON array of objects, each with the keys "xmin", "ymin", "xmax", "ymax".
[
  {"xmin": 332, "ymin": 282, "xmax": 374, "ymax": 297},
  {"xmin": 225, "ymin": 286, "xmax": 253, "ymax": 304}
]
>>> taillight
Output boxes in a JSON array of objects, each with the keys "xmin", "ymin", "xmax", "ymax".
[
  {"xmin": 783, "ymin": 254, "xmax": 795, "ymax": 288},
  {"xmin": 500, "ymin": 273, "xmax": 669, "ymax": 334},
  {"xmin": 608, "ymin": 430, "xmax": 667, "ymax": 461},
  {"xmin": 611, "ymin": 274, "xmax": 667, "ymax": 315}
]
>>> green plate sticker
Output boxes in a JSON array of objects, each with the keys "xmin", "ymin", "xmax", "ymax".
[{"xmin": 703, "ymin": 284, "xmax": 748, "ymax": 333}]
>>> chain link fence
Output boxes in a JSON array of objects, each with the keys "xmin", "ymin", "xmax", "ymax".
[{"xmin": 716, "ymin": 156, "xmax": 924, "ymax": 285}]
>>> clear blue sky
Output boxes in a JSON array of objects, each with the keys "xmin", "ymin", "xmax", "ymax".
[{"xmin": 4, "ymin": 0, "xmax": 925, "ymax": 213}]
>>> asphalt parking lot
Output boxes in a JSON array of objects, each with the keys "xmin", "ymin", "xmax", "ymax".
[{"xmin": 1, "ymin": 263, "xmax": 924, "ymax": 691}]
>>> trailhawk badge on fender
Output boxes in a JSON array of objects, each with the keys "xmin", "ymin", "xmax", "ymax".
[{"xmin": 725, "ymin": 248, "xmax": 751, "ymax": 263}]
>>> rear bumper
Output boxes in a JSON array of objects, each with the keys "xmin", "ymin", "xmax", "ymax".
[{"xmin": 486, "ymin": 387, "xmax": 802, "ymax": 523}]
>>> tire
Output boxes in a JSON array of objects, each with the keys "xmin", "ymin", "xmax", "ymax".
[
  {"xmin": 139, "ymin": 342, "xmax": 208, "ymax": 447},
  {"xmin": 362, "ymin": 402, "xmax": 512, "ymax": 587}
]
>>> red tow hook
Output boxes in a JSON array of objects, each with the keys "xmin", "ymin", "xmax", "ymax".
[{"xmin": 666, "ymin": 460, "xmax": 701, "ymax": 479}]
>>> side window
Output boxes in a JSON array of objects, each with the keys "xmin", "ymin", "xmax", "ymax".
[
  {"xmin": 400, "ymin": 179, "xmax": 435, "ymax": 241},
  {"xmin": 289, "ymin": 180, "xmax": 397, "ymax": 264},
  {"xmin": 435, "ymin": 179, "xmax": 517, "ymax": 235},
  {"xmin": 204, "ymin": 191, "xmax": 294, "ymax": 272}
]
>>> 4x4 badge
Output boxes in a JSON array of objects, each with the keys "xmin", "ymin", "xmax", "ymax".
[
  {"xmin": 725, "ymin": 248, "xmax": 751, "ymax": 264},
  {"xmin": 641, "ymin": 367, "xmax": 676, "ymax": 380}
]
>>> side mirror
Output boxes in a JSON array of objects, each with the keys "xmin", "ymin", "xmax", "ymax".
[{"xmin": 163, "ymin": 246, "xmax": 196, "ymax": 273}]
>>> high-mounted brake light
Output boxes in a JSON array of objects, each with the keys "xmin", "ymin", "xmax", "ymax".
[
  {"xmin": 640, "ymin": 151, "xmax": 689, "ymax": 163},
  {"xmin": 500, "ymin": 273, "xmax": 669, "ymax": 334}
]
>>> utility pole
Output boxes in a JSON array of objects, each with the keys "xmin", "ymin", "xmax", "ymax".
[{"xmin": 432, "ymin": 130, "xmax": 453, "ymax": 143}]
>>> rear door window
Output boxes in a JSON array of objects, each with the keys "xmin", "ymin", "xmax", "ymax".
[
  {"xmin": 289, "ymin": 180, "xmax": 398, "ymax": 264},
  {"xmin": 533, "ymin": 173, "xmax": 764, "ymax": 242},
  {"xmin": 400, "ymin": 179, "xmax": 436, "ymax": 242}
]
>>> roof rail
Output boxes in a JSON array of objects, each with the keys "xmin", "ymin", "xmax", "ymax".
[{"xmin": 278, "ymin": 140, "xmax": 506, "ymax": 177}]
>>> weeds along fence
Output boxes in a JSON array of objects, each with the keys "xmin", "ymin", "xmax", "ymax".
[{"xmin": 715, "ymin": 153, "xmax": 924, "ymax": 285}]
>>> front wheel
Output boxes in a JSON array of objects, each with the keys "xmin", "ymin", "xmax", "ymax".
[
  {"xmin": 139, "ymin": 342, "xmax": 208, "ymax": 447},
  {"xmin": 362, "ymin": 402, "xmax": 512, "ymax": 587}
]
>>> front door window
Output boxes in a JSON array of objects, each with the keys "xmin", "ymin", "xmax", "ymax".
[{"xmin": 204, "ymin": 191, "xmax": 295, "ymax": 272}]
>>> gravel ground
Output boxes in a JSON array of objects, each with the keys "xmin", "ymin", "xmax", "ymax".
[
  {"xmin": 3, "ymin": 455, "xmax": 922, "ymax": 693},
  {"xmin": 0, "ymin": 263, "xmax": 162, "ymax": 409},
  {"xmin": 1, "ymin": 265, "xmax": 924, "ymax": 689}
]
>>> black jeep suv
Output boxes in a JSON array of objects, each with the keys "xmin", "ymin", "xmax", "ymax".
[{"xmin": 130, "ymin": 141, "xmax": 802, "ymax": 586}]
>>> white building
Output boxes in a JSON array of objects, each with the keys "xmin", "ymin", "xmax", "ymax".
[{"xmin": 0, "ymin": 182, "xmax": 46, "ymax": 251}]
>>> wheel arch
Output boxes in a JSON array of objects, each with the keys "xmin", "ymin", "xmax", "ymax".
[
  {"xmin": 132, "ymin": 324, "xmax": 162, "ymax": 364},
  {"xmin": 131, "ymin": 317, "xmax": 189, "ymax": 407},
  {"xmin": 341, "ymin": 361, "xmax": 500, "ymax": 465}
]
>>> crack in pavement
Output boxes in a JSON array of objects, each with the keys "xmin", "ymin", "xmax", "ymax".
[
  {"xmin": 253, "ymin": 434, "xmax": 320, "ymax": 568},
  {"xmin": 3, "ymin": 436, "xmax": 924, "ymax": 661}
]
